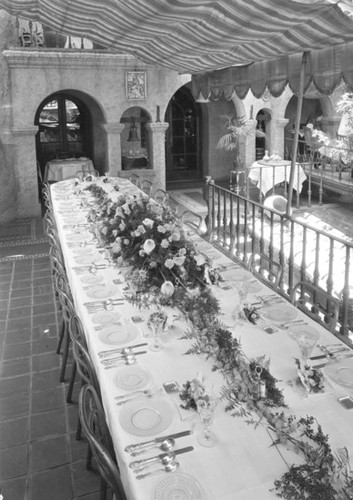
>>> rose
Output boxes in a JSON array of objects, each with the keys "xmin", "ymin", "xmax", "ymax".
[
  {"xmin": 143, "ymin": 239, "xmax": 156, "ymax": 254},
  {"xmin": 174, "ymin": 256, "xmax": 185, "ymax": 266},
  {"xmin": 161, "ymin": 238, "xmax": 169, "ymax": 249},
  {"xmin": 194, "ymin": 254, "xmax": 206, "ymax": 266},
  {"xmin": 165, "ymin": 258, "xmax": 175, "ymax": 269},
  {"xmin": 142, "ymin": 218, "xmax": 154, "ymax": 228},
  {"xmin": 161, "ymin": 281, "xmax": 175, "ymax": 297},
  {"xmin": 157, "ymin": 225, "xmax": 167, "ymax": 233},
  {"xmin": 112, "ymin": 242, "xmax": 121, "ymax": 254},
  {"xmin": 119, "ymin": 222, "xmax": 126, "ymax": 231},
  {"xmin": 170, "ymin": 232, "xmax": 181, "ymax": 241}
]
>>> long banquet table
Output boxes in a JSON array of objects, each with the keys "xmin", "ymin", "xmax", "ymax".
[{"xmin": 51, "ymin": 177, "xmax": 353, "ymax": 500}]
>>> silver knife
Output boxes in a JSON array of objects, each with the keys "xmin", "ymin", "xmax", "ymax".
[
  {"xmin": 129, "ymin": 446, "xmax": 194, "ymax": 469},
  {"xmin": 101, "ymin": 351, "xmax": 147, "ymax": 365},
  {"xmin": 98, "ymin": 343, "xmax": 148, "ymax": 358},
  {"xmin": 125, "ymin": 430, "xmax": 192, "ymax": 453}
]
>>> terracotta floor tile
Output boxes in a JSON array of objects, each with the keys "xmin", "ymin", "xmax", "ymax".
[
  {"xmin": 0, "ymin": 393, "xmax": 30, "ymax": 421},
  {"xmin": 33, "ymin": 311, "xmax": 56, "ymax": 328},
  {"xmin": 72, "ymin": 459, "xmax": 101, "ymax": 498},
  {"xmin": 0, "ymin": 443, "xmax": 28, "ymax": 480},
  {"xmin": 0, "ymin": 476, "xmax": 27, "ymax": 500},
  {"xmin": 32, "ymin": 323, "xmax": 58, "ymax": 341},
  {"xmin": 32, "ymin": 352, "xmax": 60, "ymax": 372},
  {"xmin": 12, "ymin": 279, "xmax": 33, "ymax": 290},
  {"xmin": 10, "ymin": 296, "xmax": 33, "ymax": 309},
  {"xmin": 32, "ymin": 337, "xmax": 58, "ymax": 355},
  {"xmin": 29, "ymin": 464, "xmax": 73, "ymax": 500},
  {"xmin": 31, "ymin": 368, "xmax": 61, "ymax": 392},
  {"xmin": 6, "ymin": 317, "xmax": 33, "ymax": 332},
  {"xmin": 11, "ymin": 288, "xmax": 33, "ymax": 299},
  {"xmin": 0, "ymin": 416, "xmax": 30, "ymax": 449},
  {"xmin": 5, "ymin": 328, "xmax": 32, "ymax": 345},
  {"xmin": 30, "ymin": 435, "xmax": 69, "ymax": 473},
  {"xmin": 31, "ymin": 386, "xmax": 65, "ymax": 414},
  {"xmin": 1, "ymin": 357, "xmax": 31, "ymax": 377},
  {"xmin": 8, "ymin": 305, "xmax": 32, "ymax": 319},
  {"xmin": 0, "ymin": 374, "xmax": 30, "ymax": 398},
  {"xmin": 33, "ymin": 284, "xmax": 54, "ymax": 296},
  {"xmin": 33, "ymin": 302, "xmax": 55, "ymax": 316},
  {"xmin": 30, "ymin": 408, "xmax": 67, "ymax": 440},
  {"xmin": 2, "ymin": 342, "xmax": 31, "ymax": 360}
]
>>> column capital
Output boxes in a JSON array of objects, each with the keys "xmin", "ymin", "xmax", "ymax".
[
  {"xmin": 273, "ymin": 118, "xmax": 289, "ymax": 128},
  {"xmin": 101, "ymin": 122, "xmax": 125, "ymax": 134},
  {"xmin": 146, "ymin": 122, "xmax": 169, "ymax": 134}
]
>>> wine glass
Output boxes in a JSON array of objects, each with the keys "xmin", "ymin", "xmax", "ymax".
[
  {"xmin": 289, "ymin": 327, "xmax": 321, "ymax": 365},
  {"xmin": 148, "ymin": 311, "xmax": 168, "ymax": 352},
  {"xmin": 196, "ymin": 396, "xmax": 218, "ymax": 447}
]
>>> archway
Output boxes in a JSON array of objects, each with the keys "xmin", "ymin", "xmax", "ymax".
[{"xmin": 165, "ymin": 84, "xmax": 203, "ymax": 184}]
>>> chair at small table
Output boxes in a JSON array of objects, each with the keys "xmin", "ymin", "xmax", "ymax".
[
  {"xmin": 79, "ymin": 384, "xmax": 127, "ymax": 500},
  {"xmin": 153, "ymin": 188, "xmax": 169, "ymax": 204},
  {"xmin": 290, "ymin": 281, "xmax": 339, "ymax": 333},
  {"xmin": 248, "ymin": 252, "xmax": 283, "ymax": 290},
  {"xmin": 181, "ymin": 211, "xmax": 206, "ymax": 235},
  {"xmin": 129, "ymin": 173, "xmax": 140, "ymax": 187},
  {"xmin": 140, "ymin": 178, "xmax": 153, "ymax": 196},
  {"xmin": 75, "ymin": 169, "xmax": 100, "ymax": 180}
]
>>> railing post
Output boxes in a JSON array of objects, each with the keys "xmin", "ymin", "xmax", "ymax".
[{"xmin": 207, "ymin": 178, "xmax": 215, "ymax": 235}]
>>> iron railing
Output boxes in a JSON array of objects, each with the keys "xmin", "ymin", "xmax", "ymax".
[{"xmin": 206, "ymin": 179, "xmax": 353, "ymax": 339}]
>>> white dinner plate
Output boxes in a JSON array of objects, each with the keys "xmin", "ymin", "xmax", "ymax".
[
  {"xmin": 247, "ymin": 281, "xmax": 262, "ymax": 293},
  {"xmin": 85, "ymin": 285, "xmax": 119, "ymax": 300},
  {"xmin": 75, "ymin": 255, "xmax": 100, "ymax": 266},
  {"xmin": 80, "ymin": 274, "xmax": 104, "ymax": 285},
  {"xmin": 72, "ymin": 246, "xmax": 95, "ymax": 256},
  {"xmin": 119, "ymin": 397, "xmax": 174, "ymax": 436},
  {"xmin": 325, "ymin": 358, "xmax": 353, "ymax": 388},
  {"xmin": 92, "ymin": 310, "xmax": 122, "ymax": 325},
  {"xmin": 223, "ymin": 269, "xmax": 253, "ymax": 282},
  {"xmin": 153, "ymin": 473, "xmax": 205, "ymax": 500},
  {"xmin": 98, "ymin": 323, "xmax": 139, "ymax": 346},
  {"xmin": 66, "ymin": 232, "xmax": 92, "ymax": 242},
  {"xmin": 261, "ymin": 303, "xmax": 298, "ymax": 322},
  {"xmin": 114, "ymin": 366, "xmax": 151, "ymax": 391}
]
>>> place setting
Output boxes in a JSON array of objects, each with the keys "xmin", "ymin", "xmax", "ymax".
[{"xmin": 96, "ymin": 320, "xmax": 141, "ymax": 349}]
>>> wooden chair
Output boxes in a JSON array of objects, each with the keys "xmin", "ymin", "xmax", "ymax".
[
  {"xmin": 153, "ymin": 188, "xmax": 169, "ymax": 204},
  {"xmin": 248, "ymin": 252, "xmax": 283, "ymax": 290},
  {"xmin": 55, "ymin": 272, "xmax": 75, "ymax": 384},
  {"xmin": 139, "ymin": 179, "xmax": 153, "ymax": 196},
  {"xmin": 79, "ymin": 384, "xmax": 127, "ymax": 500},
  {"xmin": 181, "ymin": 210, "xmax": 206, "ymax": 235},
  {"xmin": 290, "ymin": 281, "xmax": 339, "ymax": 333},
  {"xmin": 129, "ymin": 173, "xmax": 140, "ymax": 187}
]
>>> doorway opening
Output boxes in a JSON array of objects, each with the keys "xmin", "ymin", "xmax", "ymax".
[{"xmin": 165, "ymin": 85, "xmax": 203, "ymax": 185}]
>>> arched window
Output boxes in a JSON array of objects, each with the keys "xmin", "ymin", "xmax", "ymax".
[{"xmin": 35, "ymin": 93, "xmax": 92, "ymax": 175}]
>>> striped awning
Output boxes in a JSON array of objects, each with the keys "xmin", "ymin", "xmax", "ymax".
[{"xmin": 1, "ymin": 0, "xmax": 353, "ymax": 75}]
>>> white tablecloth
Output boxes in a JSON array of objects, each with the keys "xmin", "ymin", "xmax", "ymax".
[
  {"xmin": 248, "ymin": 160, "xmax": 307, "ymax": 196},
  {"xmin": 51, "ymin": 178, "xmax": 352, "ymax": 500},
  {"xmin": 44, "ymin": 157, "xmax": 95, "ymax": 182}
]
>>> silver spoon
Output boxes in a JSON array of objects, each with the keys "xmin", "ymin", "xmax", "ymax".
[
  {"xmin": 131, "ymin": 452, "xmax": 175, "ymax": 471},
  {"xmin": 136, "ymin": 461, "xmax": 179, "ymax": 480},
  {"xmin": 130, "ymin": 438, "xmax": 175, "ymax": 457}
]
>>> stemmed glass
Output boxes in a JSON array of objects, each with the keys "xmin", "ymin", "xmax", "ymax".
[
  {"xmin": 148, "ymin": 310, "xmax": 168, "ymax": 352},
  {"xmin": 196, "ymin": 395, "xmax": 218, "ymax": 447}
]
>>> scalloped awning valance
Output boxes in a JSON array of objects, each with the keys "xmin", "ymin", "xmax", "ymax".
[
  {"xmin": 191, "ymin": 41, "xmax": 353, "ymax": 100},
  {"xmin": 1, "ymin": 0, "xmax": 353, "ymax": 76}
]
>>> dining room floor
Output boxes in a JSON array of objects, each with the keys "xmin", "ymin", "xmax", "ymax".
[{"xmin": 0, "ymin": 217, "xmax": 104, "ymax": 500}]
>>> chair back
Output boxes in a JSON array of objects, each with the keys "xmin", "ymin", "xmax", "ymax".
[
  {"xmin": 69, "ymin": 315, "xmax": 100, "ymax": 391},
  {"xmin": 248, "ymin": 252, "xmax": 282, "ymax": 290},
  {"xmin": 181, "ymin": 210, "xmax": 206, "ymax": 235},
  {"xmin": 140, "ymin": 179, "xmax": 153, "ymax": 196},
  {"xmin": 79, "ymin": 384, "xmax": 127, "ymax": 500},
  {"xmin": 291, "ymin": 281, "xmax": 339, "ymax": 333},
  {"xmin": 56, "ymin": 273, "xmax": 74, "ymax": 321},
  {"xmin": 153, "ymin": 188, "xmax": 169, "ymax": 204},
  {"xmin": 129, "ymin": 173, "xmax": 140, "ymax": 187}
]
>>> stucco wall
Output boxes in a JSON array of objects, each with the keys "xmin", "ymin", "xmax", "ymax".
[{"xmin": 0, "ymin": 11, "xmax": 18, "ymax": 223}]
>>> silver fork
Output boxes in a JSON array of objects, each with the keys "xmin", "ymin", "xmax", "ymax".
[{"xmin": 116, "ymin": 387, "xmax": 160, "ymax": 406}]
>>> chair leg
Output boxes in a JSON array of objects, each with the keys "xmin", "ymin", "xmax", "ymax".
[
  {"xmin": 86, "ymin": 443, "xmax": 93, "ymax": 471},
  {"xmin": 59, "ymin": 328, "xmax": 71, "ymax": 383},
  {"xmin": 56, "ymin": 317, "xmax": 65, "ymax": 354},
  {"xmin": 66, "ymin": 360, "xmax": 77, "ymax": 403},
  {"xmin": 100, "ymin": 478, "xmax": 107, "ymax": 500},
  {"xmin": 76, "ymin": 414, "xmax": 82, "ymax": 441}
]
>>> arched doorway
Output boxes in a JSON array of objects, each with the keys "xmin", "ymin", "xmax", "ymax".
[
  {"xmin": 255, "ymin": 109, "xmax": 271, "ymax": 160},
  {"xmin": 165, "ymin": 85, "xmax": 202, "ymax": 184},
  {"xmin": 35, "ymin": 92, "xmax": 92, "ymax": 179}
]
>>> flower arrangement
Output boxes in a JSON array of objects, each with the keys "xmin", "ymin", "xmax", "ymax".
[
  {"xmin": 83, "ymin": 181, "xmax": 353, "ymax": 499},
  {"xmin": 295, "ymin": 358, "xmax": 325, "ymax": 394},
  {"xmin": 242, "ymin": 305, "xmax": 261, "ymax": 324}
]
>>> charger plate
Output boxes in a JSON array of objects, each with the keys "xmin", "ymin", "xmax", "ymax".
[
  {"xmin": 325, "ymin": 358, "xmax": 353, "ymax": 388},
  {"xmin": 92, "ymin": 310, "xmax": 122, "ymax": 325},
  {"xmin": 119, "ymin": 397, "xmax": 174, "ymax": 436},
  {"xmin": 98, "ymin": 324, "xmax": 139, "ymax": 346},
  {"xmin": 80, "ymin": 274, "xmax": 104, "ymax": 285},
  {"xmin": 66, "ymin": 232, "xmax": 92, "ymax": 242},
  {"xmin": 261, "ymin": 303, "xmax": 298, "ymax": 322},
  {"xmin": 75, "ymin": 255, "xmax": 100, "ymax": 266},
  {"xmin": 114, "ymin": 366, "xmax": 151, "ymax": 391},
  {"xmin": 153, "ymin": 473, "xmax": 205, "ymax": 500},
  {"xmin": 85, "ymin": 285, "xmax": 118, "ymax": 300}
]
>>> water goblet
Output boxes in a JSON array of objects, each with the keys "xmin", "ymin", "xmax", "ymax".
[
  {"xmin": 196, "ymin": 396, "xmax": 218, "ymax": 447},
  {"xmin": 148, "ymin": 310, "xmax": 168, "ymax": 352}
]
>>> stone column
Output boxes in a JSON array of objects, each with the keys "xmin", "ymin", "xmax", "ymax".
[
  {"xmin": 103, "ymin": 122, "xmax": 125, "ymax": 176},
  {"xmin": 321, "ymin": 115, "xmax": 341, "ymax": 136},
  {"xmin": 242, "ymin": 119, "xmax": 257, "ymax": 167},
  {"xmin": 12, "ymin": 126, "xmax": 41, "ymax": 218},
  {"xmin": 145, "ymin": 122, "xmax": 169, "ymax": 190},
  {"xmin": 271, "ymin": 118, "xmax": 289, "ymax": 157}
]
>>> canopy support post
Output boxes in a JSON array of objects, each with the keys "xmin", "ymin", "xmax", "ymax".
[{"xmin": 287, "ymin": 51, "xmax": 309, "ymax": 216}]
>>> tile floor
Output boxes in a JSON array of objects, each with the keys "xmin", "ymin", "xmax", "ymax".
[{"xmin": 0, "ymin": 219, "xmax": 103, "ymax": 500}]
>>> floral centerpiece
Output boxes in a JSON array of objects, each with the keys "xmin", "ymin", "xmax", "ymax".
[
  {"xmin": 294, "ymin": 358, "xmax": 325, "ymax": 394},
  {"xmin": 179, "ymin": 373, "xmax": 207, "ymax": 411}
]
